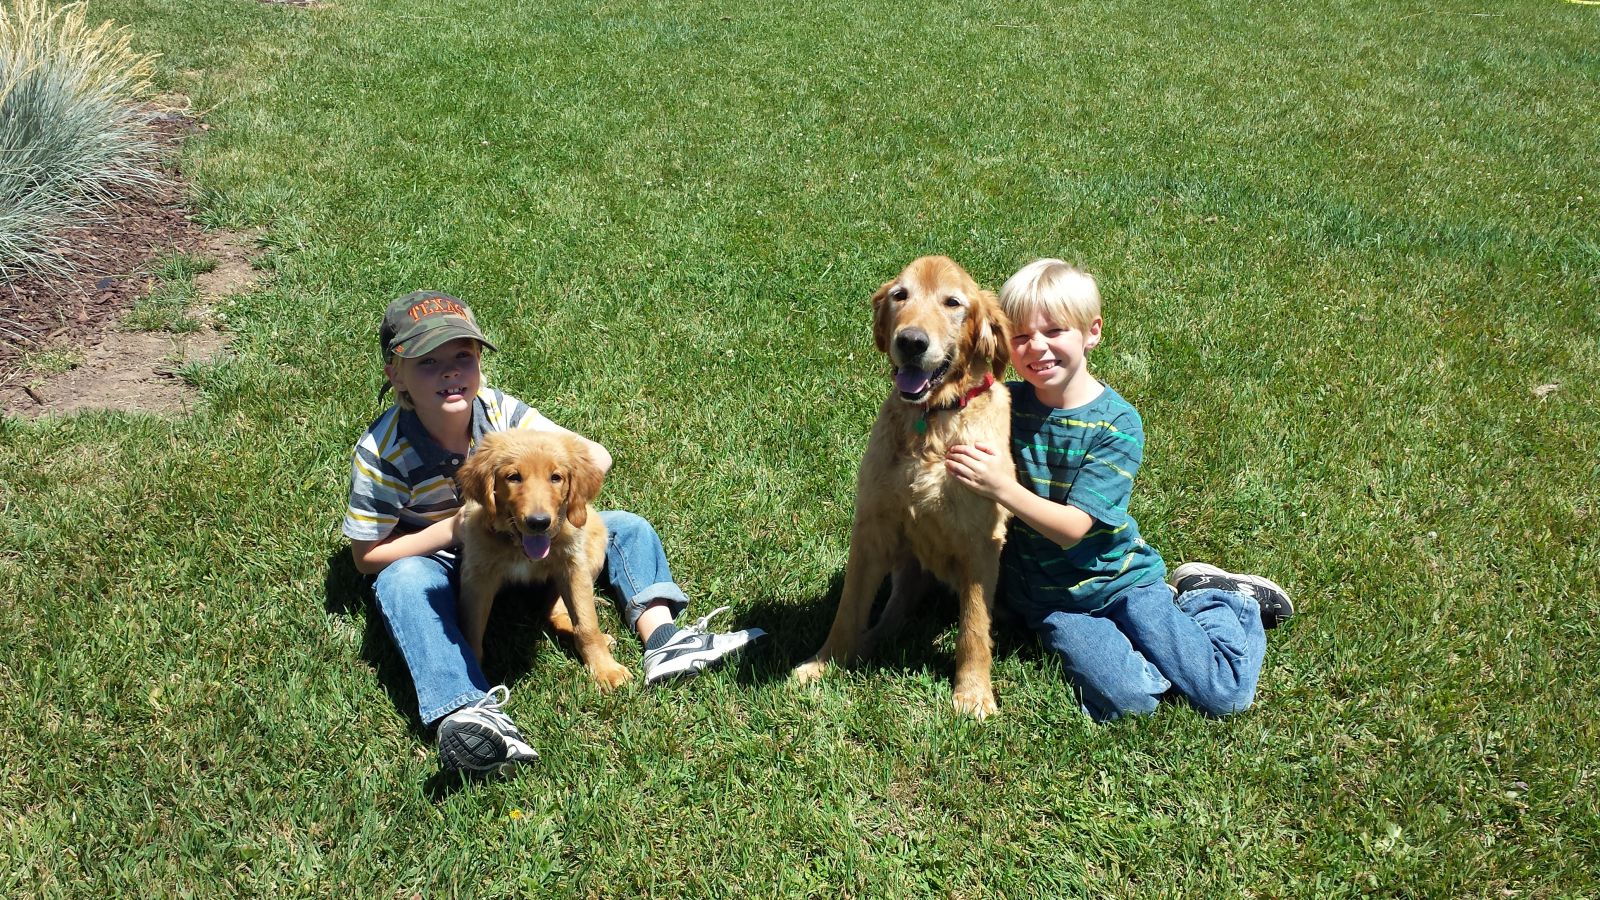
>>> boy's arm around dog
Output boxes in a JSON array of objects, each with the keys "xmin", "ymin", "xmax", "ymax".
[{"xmin": 945, "ymin": 442, "xmax": 1095, "ymax": 550}]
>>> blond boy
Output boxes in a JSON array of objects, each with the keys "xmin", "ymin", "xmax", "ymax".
[{"xmin": 944, "ymin": 261, "xmax": 1293, "ymax": 721}]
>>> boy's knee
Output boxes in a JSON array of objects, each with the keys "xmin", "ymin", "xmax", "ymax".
[
  {"xmin": 600, "ymin": 509, "xmax": 647, "ymax": 533},
  {"xmin": 1084, "ymin": 681, "xmax": 1162, "ymax": 723},
  {"xmin": 1187, "ymin": 683, "xmax": 1255, "ymax": 718},
  {"xmin": 372, "ymin": 556, "xmax": 449, "ymax": 612},
  {"xmin": 374, "ymin": 555, "xmax": 430, "ymax": 590},
  {"xmin": 1064, "ymin": 660, "xmax": 1167, "ymax": 722}
]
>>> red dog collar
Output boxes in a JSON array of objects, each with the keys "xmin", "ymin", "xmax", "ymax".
[{"xmin": 915, "ymin": 373, "xmax": 995, "ymax": 433}]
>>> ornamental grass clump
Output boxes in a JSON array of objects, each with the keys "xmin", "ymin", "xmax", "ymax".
[{"xmin": 0, "ymin": 0, "xmax": 158, "ymax": 280}]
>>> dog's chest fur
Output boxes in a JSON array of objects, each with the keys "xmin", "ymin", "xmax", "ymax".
[
  {"xmin": 858, "ymin": 386, "xmax": 1012, "ymax": 544},
  {"xmin": 495, "ymin": 547, "xmax": 562, "ymax": 586}
]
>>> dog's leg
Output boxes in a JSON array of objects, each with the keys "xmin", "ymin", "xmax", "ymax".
[
  {"xmin": 459, "ymin": 568, "xmax": 501, "ymax": 663},
  {"xmin": 560, "ymin": 578, "xmax": 632, "ymax": 690},
  {"xmin": 951, "ymin": 551, "xmax": 1001, "ymax": 720},
  {"xmin": 860, "ymin": 559, "xmax": 929, "ymax": 657},
  {"xmin": 546, "ymin": 603, "xmax": 576, "ymax": 639},
  {"xmin": 534, "ymin": 581, "xmax": 577, "ymax": 640},
  {"xmin": 547, "ymin": 601, "xmax": 616, "ymax": 649},
  {"xmin": 794, "ymin": 539, "xmax": 893, "ymax": 683}
]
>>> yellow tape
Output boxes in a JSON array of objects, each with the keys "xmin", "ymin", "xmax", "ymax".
[{"xmin": 1569, "ymin": 0, "xmax": 1600, "ymax": 6}]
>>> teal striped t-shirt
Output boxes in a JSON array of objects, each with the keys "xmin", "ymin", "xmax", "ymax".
[{"xmin": 1002, "ymin": 380, "xmax": 1166, "ymax": 614}]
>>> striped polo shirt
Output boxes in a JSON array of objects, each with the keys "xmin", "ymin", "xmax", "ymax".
[
  {"xmin": 1002, "ymin": 380, "xmax": 1166, "ymax": 615},
  {"xmin": 342, "ymin": 387, "xmax": 550, "ymax": 544}
]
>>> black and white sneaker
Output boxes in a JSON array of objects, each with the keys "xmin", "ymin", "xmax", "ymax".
[
  {"xmin": 1170, "ymin": 563, "xmax": 1296, "ymax": 629},
  {"xmin": 436, "ymin": 685, "xmax": 539, "ymax": 775},
  {"xmin": 641, "ymin": 606, "xmax": 765, "ymax": 685}
]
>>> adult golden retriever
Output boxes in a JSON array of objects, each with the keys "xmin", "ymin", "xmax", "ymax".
[
  {"xmin": 455, "ymin": 430, "xmax": 630, "ymax": 690},
  {"xmin": 794, "ymin": 256, "xmax": 1013, "ymax": 718}
]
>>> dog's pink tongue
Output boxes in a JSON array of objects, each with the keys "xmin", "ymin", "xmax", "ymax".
[
  {"xmin": 895, "ymin": 367, "xmax": 932, "ymax": 395},
  {"xmin": 521, "ymin": 534, "xmax": 551, "ymax": 560}
]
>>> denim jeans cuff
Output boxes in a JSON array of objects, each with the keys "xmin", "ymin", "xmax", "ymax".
[
  {"xmin": 420, "ymin": 688, "xmax": 487, "ymax": 730},
  {"xmin": 622, "ymin": 582, "xmax": 689, "ymax": 630}
]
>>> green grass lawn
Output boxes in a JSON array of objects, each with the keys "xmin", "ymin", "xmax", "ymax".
[{"xmin": 3, "ymin": 0, "xmax": 1597, "ymax": 895}]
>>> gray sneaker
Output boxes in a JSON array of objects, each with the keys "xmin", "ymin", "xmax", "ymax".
[
  {"xmin": 1170, "ymin": 563, "xmax": 1295, "ymax": 629},
  {"xmin": 436, "ymin": 685, "xmax": 539, "ymax": 774},
  {"xmin": 641, "ymin": 606, "xmax": 765, "ymax": 685}
]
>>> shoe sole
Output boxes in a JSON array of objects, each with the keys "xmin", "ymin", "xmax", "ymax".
[
  {"xmin": 438, "ymin": 721, "xmax": 529, "ymax": 774},
  {"xmin": 1170, "ymin": 563, "xmax": 1295, "ymax": 624},
  {"xmin": 1171, "ymin": 563, "xmax": 1289, "ymax": 597}
]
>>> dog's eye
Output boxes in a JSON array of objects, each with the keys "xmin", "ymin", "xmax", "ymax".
[
  {"xmin": 944, "ymin": 295, "xmax": 963, "ymax": 308},
  {"xmin": 890, "ymin": 287, "xmax": 908, "ymax": 302},
  {"xmin": 550, "ymin": 473, "xmax": 563, "ymax": 484},
  {"xmin": 505, "ymin": 472, "xmax": 522, "ymax": 483}
]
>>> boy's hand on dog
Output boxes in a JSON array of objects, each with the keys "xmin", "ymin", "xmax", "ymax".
[{"xmin": 945, "ymin": 443, "xmax": 1012, "ymax": 500}]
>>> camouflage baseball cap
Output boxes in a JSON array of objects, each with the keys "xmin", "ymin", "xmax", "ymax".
[{"xmin": 379, "ymin": 290, "xmax": 498, "ymax": 359}]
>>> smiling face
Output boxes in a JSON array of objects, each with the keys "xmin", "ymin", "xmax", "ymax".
[
  {"xmin": 871, "ymin": 256, "xmax": 1008, "ymax": 405},
  {"xmin": 385, "ymin": 337, "xmax": 483, "ymax": 418},
  {"xmin": 1009, "ymin": 309, "xmax": 1102, "ymax": 408}
]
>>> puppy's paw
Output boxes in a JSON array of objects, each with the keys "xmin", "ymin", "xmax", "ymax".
[
  {"xmin": 590, "ymin": 660, "xmax": 633, "ymax": 691},
  {"xmin": 952, "ymin": 683, "xmax": 997, "ymax": 720},
  {"xmin": 791, "ymin": 657, "xmax": 829, "ymax": 685}
]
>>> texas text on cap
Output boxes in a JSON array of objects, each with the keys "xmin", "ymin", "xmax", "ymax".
[{"xmin": 380, "ymin": 290, "xmax": 498, "ymax": 359}]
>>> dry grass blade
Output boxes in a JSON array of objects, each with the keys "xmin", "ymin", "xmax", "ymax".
[{"xmin": 0, "ymin": 0, "xmax": 160, "ymax": 281}]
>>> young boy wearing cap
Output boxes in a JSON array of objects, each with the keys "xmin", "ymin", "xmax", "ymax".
[{"xmin": 343, "ymin": 290, "xmax": 764, "ymax": 774}]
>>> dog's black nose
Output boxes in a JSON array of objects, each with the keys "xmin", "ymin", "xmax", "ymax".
[
  {"xmin": 894, "ymin": 329, "xmax": 930, "ymax": 358},
  {"xmin": 525, "ymin": 513, "xmax": 553, "ymax": 532}
]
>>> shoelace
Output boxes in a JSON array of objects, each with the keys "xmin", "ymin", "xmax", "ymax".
[
  {"xmin": 469, "ymin": 684, "xmax": 513, "ymax": 716},
  {"xmin": 682, "ymin": 605, "xmax": 732, "ymax": 634}
]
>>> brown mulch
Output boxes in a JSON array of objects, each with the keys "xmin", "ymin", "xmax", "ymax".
[{"xmin": 0, "ymin": 113, "xmax": 206, "ymax": 383}]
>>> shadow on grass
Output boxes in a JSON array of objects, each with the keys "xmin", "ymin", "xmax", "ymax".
[
  {"xmin": 322, "ymin": 548, "xmax": 587, "ymax": 798},
  {"xmin": 731, "ymin": 568, "xmax": 1042, "ymax": 688},
  {"xmin": 323, "ymin": 548, "xmax": 426, "ymax": 737}
]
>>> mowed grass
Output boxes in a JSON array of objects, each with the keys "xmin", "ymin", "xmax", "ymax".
[{"xmin": 3, "ymin": 0, "xmax": 1597, "ymax": 895}]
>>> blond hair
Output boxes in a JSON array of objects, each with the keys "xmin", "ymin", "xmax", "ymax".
[
  {"xmin": 382, "ymin": 352, "xmax": 417, "ymax": 410},
  {"xmin": 384, "ymin": 342, "xmax": 495, "ymax": 410},
  {"xmin": 998, "ymin": 259, "xmax": 1102, "ymax": 333}
]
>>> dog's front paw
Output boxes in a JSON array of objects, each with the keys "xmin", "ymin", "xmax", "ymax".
[
  {"xmin": 590, "ymin": 660, "xmax": 633, "ymax": 691},
  {"xmin": 952, "ymin": 683, "xmax": 997, "ymax": 720},
  {"xmin": 791, "ymin": 657, "xmax": 829, "ymax": 685}
]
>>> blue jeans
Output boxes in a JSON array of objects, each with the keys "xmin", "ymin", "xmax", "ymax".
[
  {"xmin": 1018, "ymin": 580, "xmax": 1266, "ymax": 723},
  {"xmin": 370, "ymin": 510, "xmax": 689, "ymax": 726}
]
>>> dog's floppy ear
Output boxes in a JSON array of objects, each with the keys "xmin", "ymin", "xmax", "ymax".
[
  {"xmin": 562, "ymin": 435, "xmax": 605, "ymax": 530},
  {"xmin": 972, "ymin": 288, "xmax": 1011, "ymax": 378},
  {"xmin": 870, "ymin": 279, "xmax": 896, "ymax": 353},
  {"xmin": 456, "ymin": 444, "xmax": 498, "ymax": 516}
]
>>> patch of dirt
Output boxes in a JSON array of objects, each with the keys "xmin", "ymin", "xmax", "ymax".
[
  {"xmin": 12, "ymin": 331, "xmax": 228, "ymax": 416},
  {"xmin": 0, "ymin": 102, "xmax": 264, "ymax": 419}
]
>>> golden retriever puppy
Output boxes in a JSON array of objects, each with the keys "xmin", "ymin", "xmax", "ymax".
[
  {"xmin": 456, "ymin": 430, "xmax": 630, "ymax": 690},
  {"xmin": 795, "ymin": 256, "xmax": 1013, "ymax": 718}
]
